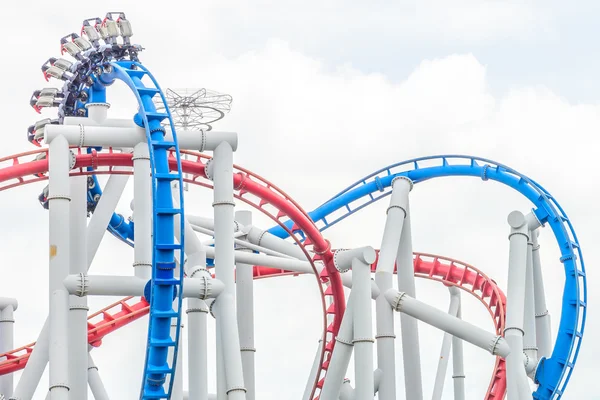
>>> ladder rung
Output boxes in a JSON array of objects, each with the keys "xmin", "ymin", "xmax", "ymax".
[
  {"xmin": 154, "ymin": 278, "xmax": 180, "ymax": 286},
  {"xmin": 151, "ymin": 141, "xmax": 176, "ymax": 149},
  {"xmin": 152, "ymin": 310, "xmax": 178, "ymax": 319},
  {"xmin": 146, "ymin": 363, "xmax": 172, "ymax": 374},
  {"xmin": 145, "ymin": 112, "xmax": 169, "ymax": 122},
  {"xmin": 138, "ymin": 87, "xmax": 160, "ymax": 97},
  {"xmin": 149, "ymin": 338, "xmax": 176, "ymax": 347},
  {"xmin": 155, "ymin": 243, "xmax": 182, "ymax": 250},
  {"xmin": 124, "ymin": 68, "xmax": 146, "ymax": 79},
  {"xmin": 154, "ymin": 173, "xmax": 181, "ymax": 181},
  {"xmin": 155, "ymin": 208, "xmax": 182, "ymax": 215}
]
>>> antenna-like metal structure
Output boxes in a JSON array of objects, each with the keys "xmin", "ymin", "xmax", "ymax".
[
  {"xmin": 154, "ymin": 88, "xmax": 232, "ymax": 132},
  {"xmin": 154, "ymin": 88, "xmax": 232, "ymax": 190}
]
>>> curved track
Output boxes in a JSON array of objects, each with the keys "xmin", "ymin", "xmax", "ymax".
[
  {"xmin": 0, "ymin": 150, "xmax": 512, "ymax": 398},
  {"xmin": 270, "ymin": 155, "xmax": 585, "ymax": 399},
  {"xmin": 0, "ymin": 253, "xmax": 507, "ymax": 399}
]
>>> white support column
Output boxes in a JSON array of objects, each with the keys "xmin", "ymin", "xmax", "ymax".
[
  {"xmin": 211, "ymin": 142, "xmax": 246, "ymax": 400},
  {"xmin": 133, "ymin": 142, "xmax": 152, "ymax": 280},
  {"xmin": 385, "ymin": 289, "xmax": 510, "ymax": 357},
  {"xmin": 351, "ymin": 249, "xmax": 377, "ymax": 400},
  {"xmin": 431, "ymin": 287, "xmax": 461, "ymax": 400},
  {"xmin": 10, "ymin": 320, "xmax": 50, "ymax": 399},
  {"xmin": 171, "ymin": 322, "xmax": 184, "ymax": 400},
  {"xmin": 235, "ymin": 211, "xmax": 256, "ymax": 400},
  {"xmin": 86, "ymin": 173, "xmax": 130, "ymax": 265},
  {"xmin": 12, "ymin": 171, "xmax": 125, "ymax": 400},
  {"xmin": 48, "ymin": 135, "xmax": 71, "ymax": 400},
  {"xmin": 531, "ymin": 231, "xmax": 552, "ymax": 359},
  {"xmin": 0, "ymin": 304, "xmax": 15, "ymax": 398},
  {"xmin": 505, "ymin": 211, "xmax": 533, "ymax": 399},
  {"xmin": 302, "ymin": 340, "xmax": 323, "ymax": 400},
  {"xmin": 68, "ymin": 176, "xmax": 89, "ymax": 400},
  {"xmin": 187, "ymin": 294, "xmax": 209, "ymax": 400},
  {"xmin": 395, "ymin": 200, "xmax": 423, "ymax": 400},
  {"xmin": 320, "ymin": 296, "xmax": 354, "ymax": 400},
  {"xmin": 373, "ymin": 176, "xmax": 411, "ymax": 400},
  {"xmin": 452, "ymin": 303, "xmax": 466, "ymax": 400},
  {"xmin": 524, "ymin": 232, "xmax": 538, "ymax": 378},
  {"xmin": 88, "ymin": 354, "xmax": 110, "ymax": 400}
]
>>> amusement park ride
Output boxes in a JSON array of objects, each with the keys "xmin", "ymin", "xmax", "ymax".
[{"xmin": 0, "ymin": 12, "xmax": 586, "ymax": 400}]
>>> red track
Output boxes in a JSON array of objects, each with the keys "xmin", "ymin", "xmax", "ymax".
[{"xmin": 0, "ymin": 149, "xmax": 507, "ymax": 399}]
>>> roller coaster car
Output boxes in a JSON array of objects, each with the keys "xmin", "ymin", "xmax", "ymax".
[
  {"xmin": 38, "ymin": 185, "xmax": 49, "ymax": 210},
  {"xmin": 27, "ymin": 118, "xmax": 58, "ymax": 147},
  {"xmin": 29, "ymin": 89, "xmax": 64, "ymax": 113},
  {"xmin": 60, "ymin": 33, "xmax": 92, "ymax": 60}
]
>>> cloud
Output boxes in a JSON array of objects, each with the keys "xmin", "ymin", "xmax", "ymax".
[{"xmin": 0, "ymin": 3, "xmax": 597, "ymax": 399}]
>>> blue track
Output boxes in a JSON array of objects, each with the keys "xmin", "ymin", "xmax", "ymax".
[
  {"xmin": 91, "ymin": 61, "xmax": 186, "ymax": 399},
  {"xmin": 91, "ymin": 150, "xmax": 584, "ymax": 396},
  {"xmin": 268, "ymin": 155, "xmax": 585, "ymax": 400}
]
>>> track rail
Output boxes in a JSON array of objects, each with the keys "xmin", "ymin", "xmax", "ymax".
[
  {"xmin": 0, "ymin": 149, "xmax": 336, "ymax": 399},
  {"xmin": 0, "ymin": 149, "xmax": 509, "ymax": 397},
  {"xmin": 0, "ymin": 253, "xmax": 507, "ymax": 399},
  {"xmin": 270, "ymin": 155, "xmax": 585, "ymax": 400}
]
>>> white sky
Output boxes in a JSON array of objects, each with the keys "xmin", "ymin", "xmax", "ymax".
[{"xmin": 0, "ymin": 1, "xmax": 599, "ymax": 399}]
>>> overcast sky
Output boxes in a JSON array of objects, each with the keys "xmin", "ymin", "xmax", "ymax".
[{"xmin": 0, "ymin": 1, "xmax": 598, "ymax": 399}]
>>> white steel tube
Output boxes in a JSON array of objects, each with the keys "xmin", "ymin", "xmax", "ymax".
[
  {"xmin": 63, "ymin": 275, "xmax": 224, "ymax": 299},
  {"xmin": 340, "ymin": 271, "xmax": 380, "ymax": 299},
  {"xmin": 320, "ymin": 296, "xmax": 354, "ymax": 400},
  {"xmin": 49, "ymin": 290, "xmax": 70, "ymax": 400},
  {"xmin": 204, "ymin": 246, "xmax": 312, "ymax": 274},
  {"xmin": 133, "ymin": 142, "xmax": 152, "ymax": 280},
  {"xmin": 504, "ymin": 211, "xmax": 532, "ymax": 399},
  {"xmin": 45, "ymin": 124, "xmax": 238, "ymax": 151},
  {"xmin": 374, "ymin": 176, "xmax": 411, "ymax": 400},
  {"xmin": 212, "ymin": 141, "xmax": 246, "ymax": 399},
  {"xmin": 68, "ymin": 176, "xmax": 88, "ymax": 400},
  {"xmin": 187, "ymin": 294, "xmax": 209, "ymax": 400},
  {"xmin": 0, "ymin": 305, "xmax": 15, "ymax": 398},
  {"xmin": 385, "ymin": 289, "xmax": 510, "ymax": 357},
  {"xmin": 531, "ymin": 231, "xmax": 552, "ymax": 359},
  {"xmin": 186, "ymin": 215, "xmax": 244, "ymax": 235},
  {"xmin": 87, "ymin": 354, "xmax": 110, "ymax": 400},
  {"xmin": 64, "ymin": 115, "xmax": 131, "ymax": 127},
  {"xmin": 236, "ymin": 211, "xmax": 256, "ymax": 400},
  {"xmin": 452, "ymin": 304, "xmax": 466, "ymax": 400},
  {"xmin": 87, "ymin": 172, "xmax": 130, "ymax": 265},
  {"xmin": 246, "ymin": 226, "xmax": 306, "ymax": 260},
  {"xmin": 48, "ymin": 135, "xmax": 70, "ymax": 400},
  {"xmin": 338, "ymin": 369, "xmax": 383, "ymax": 400},
  {"xmin": 524, "ymin": 233, "xmax": 538, "ymax": 378},
  {"xmin": 302, "ymin": 340, "xmax": 323, "ymax": 400},
  {"xmin": 11, "ymin": 323, "xmax": 50, "ymax": 399},
  {"xmin": 431, "ymin": 287, "xmax": 461, "ymax": 400},
  {"xmin": 0, "ymin": 299, "xmax": 17, "ymax": 310},
  {"xmin": 395, "ymin": 202, "xmax": 423, "ymax": 400},
  {"xmin": 218, "ymin": 294, "xmax": 248, "ymax": 400},
  {"xmin": 216, "ymin": 314, "xmax": 227, "ymax": 400},
  {"xmin": 12, "ymin": 172, "xmax": 122, "ymax": 400},
  {"xmin": 352, "ymin": 256, "xmax": 375, "ymax": 399},
  {"xmin": 86, "ymin": 103, "xmax": 109, "ymax": 123},
  {"xmin": 171, "ymin": 323, "xmax": 184, "ymax": 400}
]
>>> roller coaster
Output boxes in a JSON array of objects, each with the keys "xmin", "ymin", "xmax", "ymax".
[{"xmin": 0, "ymin": 12, "xmax": 586, "ymax": 400}]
